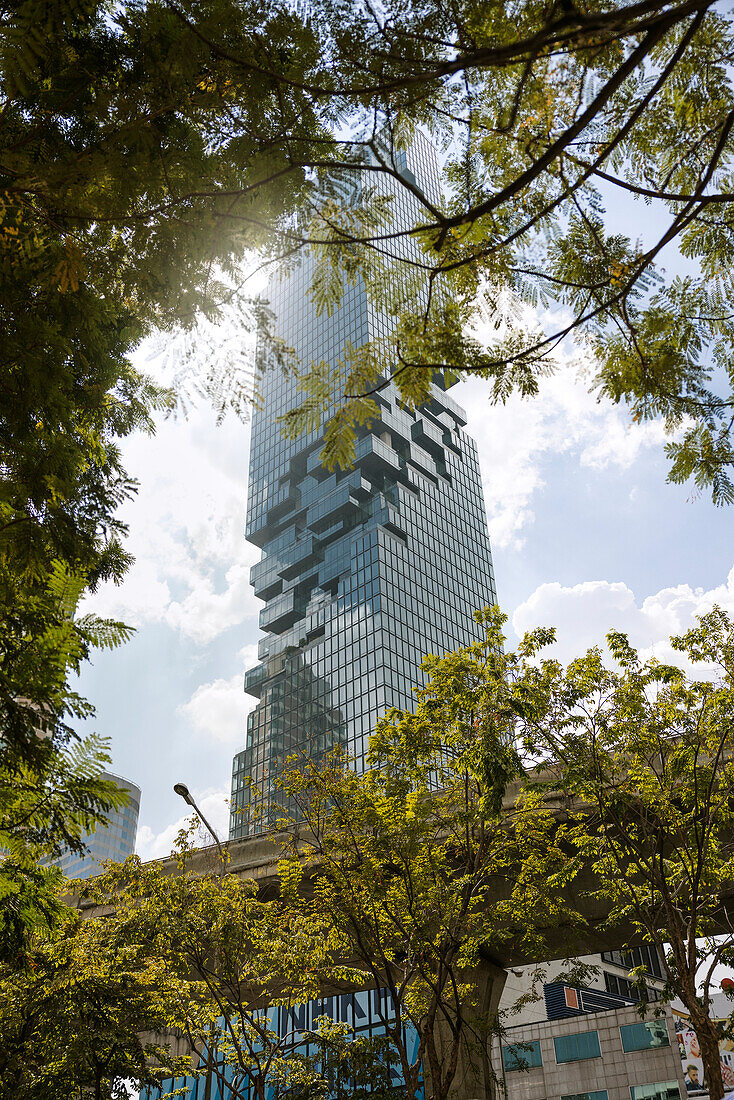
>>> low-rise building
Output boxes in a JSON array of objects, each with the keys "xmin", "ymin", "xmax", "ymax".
[{"xmin": 501, "ymin": 1002, "xmax": 686, "ymax": 1100}]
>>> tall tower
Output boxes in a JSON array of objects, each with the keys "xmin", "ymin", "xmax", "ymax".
[
  {"xmin": 230, "ymin": 133, "xmax": 498, "ymax": 838},
  {"xmin": 52, "ymin": 771, "xmax": 141, "ymax": 879}
]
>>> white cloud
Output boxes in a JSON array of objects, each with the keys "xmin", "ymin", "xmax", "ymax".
[
  {"xmin": 237, "ymin": 642, "xmax": 260, "ymax": 667},
  {"xmin": 82, "ymin": 403, "xmax": 261, "ymax": 644},
  {"xmin": 165, "ymin": 561, "xmax": 256, "ymax": 646},
  {"xmin": 179, "ymin": 674, "xmax": 254, "ymax": 747},
  {"xmin": 456, "ymin": 321, "xmax": 668, "ymax": 549},
  {"xmin": 512, "ymin": 565, "xmax": 734, "ymax": 669},
  {"xmin": 177, "ymin": 643, "xmax": 259, "ymax": 746},
  {"xmin": 136, "ymin": 785, "xmax": 230, "ymax": 861}
]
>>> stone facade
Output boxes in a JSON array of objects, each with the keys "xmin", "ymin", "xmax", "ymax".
[{"xmin": 501, "ymin": 1003, "xmax": 686, "ymax": 1100}]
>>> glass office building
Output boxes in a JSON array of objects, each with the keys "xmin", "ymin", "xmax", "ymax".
[
  {"xmin": 230, "ymin": 131, "xmax": 498, "ymax": 838},
  {"xmin": 145, "ymin": 989, "xmax": 422, "ymax": 1100},
  {"xmin": 53, "ymin": 771, "xmax": 140, "ymax": 879}
]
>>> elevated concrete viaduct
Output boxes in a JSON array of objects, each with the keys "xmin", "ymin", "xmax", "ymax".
[{"xmin": 76, "ymin": 788, "xmax": 734, "ymax": 1100}]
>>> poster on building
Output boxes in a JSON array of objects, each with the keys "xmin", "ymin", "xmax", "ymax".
[{"xmin": 676, "ymin": 1026, "xmax": 734, "ymax": 1098}]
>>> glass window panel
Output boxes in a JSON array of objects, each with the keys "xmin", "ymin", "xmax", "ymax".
[
  {"xmin": 503, "ymin": 1040, "xmax": 543, "ymax": 1071},
  {"xmin": 554, "ymin": 1031, "xmax": 602, "ymax": 1063},
  {"xmin": 621, "ymin": 1021, "xmax": 670, "ymax": 1052},
  {"xmin": 630, "ymin": 1083, "xmax": 680, "ymax": 1100}
]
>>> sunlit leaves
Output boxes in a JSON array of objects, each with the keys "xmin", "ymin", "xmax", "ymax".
[
  {"xmin": 276, "ymin": 606, "xmax": 583, "ymax": 1100},
  {"xmin": 268, "ymin": 0, "xmax": 734, "ymax": 498},
  {"xmin": 512, "ymin": 603, "xmax": 734, "ymax": 1097}
]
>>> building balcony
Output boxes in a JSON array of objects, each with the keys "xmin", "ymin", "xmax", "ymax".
[
  {"xmin": 443, "ymin": 427, "xmax": 463, "ymax": 454},
  {"xmin": 259, "ymin": 590, "xmax": 307, "ymax": 634},
  {"xmin": 305, "ymin": 477, "xmax": 368, "ymax": 533},
  {"xmin": 266, "ymin": 482, "xmax": 299, "ymax": 525},
  {"xmin": 353, "ymin": 434, "xmax": 401, "ymax": 476},
  {"xmin": 411, "ymin": 417, "xmax": 445, "ymax": 459},
  {"xmin": 244, "ymin": 663, "xmax": 269, "ymax": 698},
  {"xmin": 250, "ymin": 558, "xmax": 283, "ymax": 601},
  {"xmin": 407, "ymin": 443, "xmax": 438, "ymax": 482},
  {"xmin": 428, "ymin": 385, "xmax": 468, "ymax": 426},
  {"xmin": 279, "ymin": 536, "xmax": 321, "ymax": 580},
  {"xmin": 245, "ymin": 507, "xmax": 271, "ymax": 547},
  {"xmin": 250, "ymin": 539, "xmax": 322, "ymax": 597}
]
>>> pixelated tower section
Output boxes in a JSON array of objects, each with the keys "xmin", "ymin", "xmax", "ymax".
[{"xmin": 230, "ymin": 132, "xmax": 497, "ymax": 838}]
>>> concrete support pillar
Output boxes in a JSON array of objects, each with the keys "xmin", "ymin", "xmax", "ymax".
[
  {"xmin": 138, "ymin": 1027, "xmax": 202, "ymax": 1072},
  {"xmin": 425, "ymin": 959, "xmax": 508, "ymax": 1100}
]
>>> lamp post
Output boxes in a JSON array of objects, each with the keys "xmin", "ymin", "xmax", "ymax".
[
  {"xmin": 173, "ymin": 781, "xmax": 226, "ymax": 863},
  {"xmin": 173, "ymin": 781, "xmax": 225, "ymax": 1100}
]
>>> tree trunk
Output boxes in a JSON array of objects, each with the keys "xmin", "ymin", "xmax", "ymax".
[
  {"xmin": 691, "ymin": 1009, "xmax": 724, "ymax": 1100},
  {"xmin": 424, "ymin": 1022, "xmax": 446, "ymax": 1100}
]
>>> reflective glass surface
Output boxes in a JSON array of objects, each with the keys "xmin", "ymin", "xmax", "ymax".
[
  {"xmin": 554, "ymin": 1031, "xmax": 602, "ymax": 1063},
  {"xmin": 503, "ymin": 1039, "xmax": 544, "ymax": 1071},
  {"xmin": 601, "ymin": 947, "xmax": 665, "ymax": 979},
  {"xmin": 47, "ymin": 773, "xmax": 140, "ymax": 880},
  {"xmin": 230, "ymin": 132, "xmax": 498, "ymax": 837},
  {"xmin": 630, "ymin": 1083, "xmax": 680, "ymax": 1100},
  {"xmin": 144, "ymin": 986, "xmax": 423, "ymax": 1100},
  {"xmin": 620, "ymin": 1021, "xmax": 670, "ymax": 1053}
]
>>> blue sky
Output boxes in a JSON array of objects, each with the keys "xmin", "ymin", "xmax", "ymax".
[{"xmin": 75, "ymin": 326, "xmax": 734, "ymax": 857}]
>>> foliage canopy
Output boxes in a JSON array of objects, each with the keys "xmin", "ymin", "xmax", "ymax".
[
  {"xmin": 5, "ymin": 608, "xmax": 734, "ymax": 1100},
  {"xmin": 5, "ymin": 0, "xmax": 734, "ymax": 506},
  {"xmin": 511, "ymin": 604, "xmax": 734, "ymax": 1100},
  {"xmin": 276, "ymin": 609, "xmax": 584, "ymax": 1100},
  {"xmin": 0, "ymin": 0, "xmax": 331, "ymax": 952}
]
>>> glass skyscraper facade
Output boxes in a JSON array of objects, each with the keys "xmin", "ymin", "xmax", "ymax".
[
  {"xmin": 230, "ymin": 131, "xmax": 498, "ymax": 838},
  {"xmin": 52, "ymin": 771, "xmax": 140, "ymax": 879},
  {"xmin": 142, "ymin": 131, "xmax": 496, "ymax": 1100}
]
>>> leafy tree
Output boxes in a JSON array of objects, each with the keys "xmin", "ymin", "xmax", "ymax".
[
  {"xmin": 0, "ymin": 727, "xmax": 128, "ymax": 967},
  {"xmin": 6, "ymin": 0, "xmax": 734, "ymax": 507},
  {"xmin": 0, "ymin": 899, "xmax": 194, "ymax": 1100},
  {"xmin": 0, "ymin": 0, "xmax": 329, "ymax": 953},
  {"xmin": 0, "ymin": 0, "xmax": 330, "ymax": 761},
  {"xmin": 276, "ymin": 608, "xmax": 583, "ymax": 1100},
  {"xmin": 271, "ymin": 1017, "xmax": 399, "ymax": 1100},
  {"xmin": 510, "ymin": 604, "xmax": 734, "ymax": 1100},
  {"xmin": 106, "ymin": 0, "xmax": 733, "ymax": 503},
  {"xmin": 2, "ymin": 828, "xmax": 391, "ymax": 1100},
  {"xmin": 0, "ymin": 555, "xmax": 138, "ymax": 961},
  {"xmin": 0, "ymin": 555, "xmax": 137, "ymax": 964},
  {"xmin": 17, "ymin": 606, "xmax": 734, "ymax": 1100},
  {"xmin": 77, "ymin": 843, "xmax": 364, "ymax": 1100}
]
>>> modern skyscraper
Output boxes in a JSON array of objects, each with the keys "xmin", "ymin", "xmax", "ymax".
[
  {"xmin": 230, "ymin": 132, "xmax": 498, "ymax": 838},
  {"xmin": 54, "ymin": 771, "xmax": 141, "ymax": 879},
  {"xmin": 147, "ymin": 133, "xmax": 494, "ymax": 1100}
]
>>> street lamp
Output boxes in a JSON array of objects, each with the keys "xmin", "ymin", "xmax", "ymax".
[
  {"xmin": 173, "ymin": 781, "xmax": 224, "ymax": 1100},
  {"xmin": 173, "ymin": 781, "xmax": 226, "ymax": 862}
]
